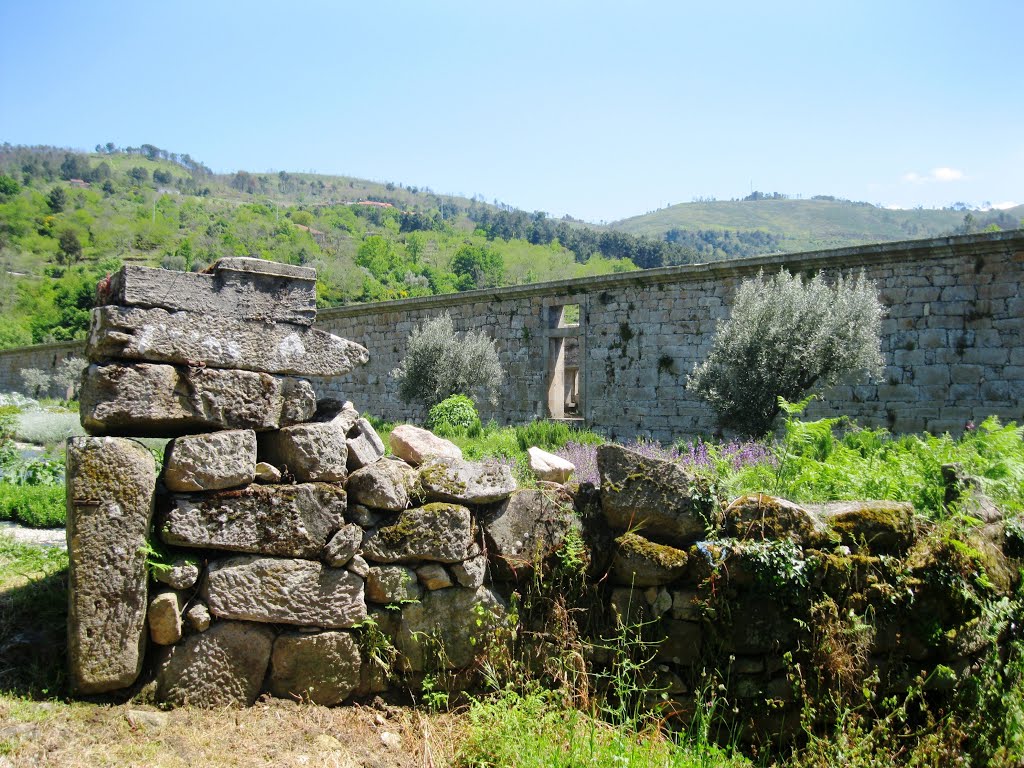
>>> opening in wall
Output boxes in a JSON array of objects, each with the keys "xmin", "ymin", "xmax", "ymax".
[{"xmin": 545, "ymin": 302, "xmax": 583, "ymax": 419}]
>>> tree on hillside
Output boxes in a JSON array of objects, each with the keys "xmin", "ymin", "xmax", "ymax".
[
  {"xmin": 451, "ymin": 243, "xmax": 504, "ymax": 289},
  {"xmin": 47, "ymin": 186, "xmax": 67, "ymax": 212},
  {"xmin": 58, "ymin": 230, "xmax": 83, "ymax": 265},
  {"xmin": 0, "ymin": 174, "xmax": 19, "ymax": 199},
  {"xmin": 687, "ymin": 269, "xmax": 884, "ymax": 436},
  {"xmin": 129, "ymin": 167, "xmax": 150, "ymax": 183}
]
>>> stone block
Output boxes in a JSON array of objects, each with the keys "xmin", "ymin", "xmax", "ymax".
[
  {"xmin": 161, "ymin": 483, "xmax": 345, "ymax": 558},
  {"xmin": 346, "ymin": 458, "xmax": 419, "ymax": 512},
  {"xmin": 87, "ymin": 305, "xmax": 368, "ymax": 377},
  {"xmin": 148, "ymin": 590, "xmax": 186, "ymax": 646},
  {"xmin": 362, "ymin": 503, "xmax": 473, "ymax": 564},
  {"xmin": 100, "ymin": 260, "xmax": 316, "ymax": 326},
  {"xmin": 598, "ymin": 444, "xmax": 720, "ymax": 546},
  {"xmin": 153, "ymin": 556, "xmax": 201, "ymax": 590},
  {"xmin": 654, "ymin": 620, "xmax": 702, "ymax": 666},
  {"xmin": 451, "ymin": 555, "xmax": 487, "ymax": 589},
  {"xmin": 163, "ymin": 429, "xmax": 257, "ymax": 491},
  {"xmin": 479, "ymin": 489, "xmax": 575, "ymax": 577},
  {"xmin": 267, "ymin": 630, "xmax": 362, "ymax": 705},
  {"xmin": 203, "ymin": 555, "xmax": 367, "ymax": 628},
  {"xmin": 396, "ymin": 586, "xmax": 505, "ymax": 671},
  {"xmin": 257, "ymin": 422, "xmax": 349, "ymax": 483},
  {"xmin": 526, "ymin": 446, "xmax": 574, "ymax": 483},
  {"xmin": 416, "ymin": 563, "xmax": 454, "ymax": 590},
  {"xmin": 347, "ymin": 418, "xmax": 386, "ymax": 470},
  {"xmin": 66, "ymin": 436, "xmax": 156, "ymax": 694},
  {"xmin": 388, "ymin": 424, "xmax": 462, "ymax": 465},
  {"xmin": 323, "ymin": 524, "xmax": 363, "ymax": 567},
  {"xmin": 80, "ymin": 363, "xmax": 315, "ymax": 437},
  {"xmin": 418, "ymin": 456, "xmax": 517, "ymax": 504},
  {"xmin": 610, "ymin": 532, "xmax": 688, "ymax": 587},
  {"xmin": 155, "ymin": 621, "xmax": 274, "ymax": 707},
  {"xmin": 366, "ymin": 565, "xmax": 422, "ymax": 604}
]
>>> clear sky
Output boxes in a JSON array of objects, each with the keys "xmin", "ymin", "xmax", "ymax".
[{"xmin": 1, "ymin": 0, "xmax": 1020, "ymax": 222}]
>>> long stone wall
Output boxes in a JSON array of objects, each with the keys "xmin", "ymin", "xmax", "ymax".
[
  {"xmin": 317, "ymin": 231, "xmax": 1024, "ymax": 440},
  {"xmin": 1, "ymin": 231, "xmax": 1020, "ymax": 438}
]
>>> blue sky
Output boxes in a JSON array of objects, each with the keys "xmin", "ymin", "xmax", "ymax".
[{"xmin": 1, "ymin": 0, "xmax": 1020, "ymax": 222}]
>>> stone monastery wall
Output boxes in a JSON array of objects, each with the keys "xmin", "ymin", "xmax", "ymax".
[{"xmin": 316, "ymin": 231, "xmax": 1024, "ymax": 441}]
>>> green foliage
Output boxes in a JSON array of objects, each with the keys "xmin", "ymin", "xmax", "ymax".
[
  {"xmin": 688, "ymin": 269, "xmax": 884, "ymax": 437},
  {"xmin": 0, "ymin": 484, "xmax": 65, "ymax": 527},
  {"xmin": 391, "ymin": 312, "xmax": 505, "ymax": 410},
  {"xmin": 451, "ymin": 243, "xmax": 504, "ymax": 289},
  {"xmin": 427, "ymin": 395, "xmax": 481, "ymax": 434},
  {"xmin": 0, "ymin": 174, "xmax": 19, "ymax": 199}
]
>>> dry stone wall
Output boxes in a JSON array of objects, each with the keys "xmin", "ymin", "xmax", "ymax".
[
  {"xmin": 316, "ymin": 231, "xmax": 1023, "ymax": 440},
  {"xmin": 65, "ymin": 258, "xmax": 1022, "ymax": 744}
]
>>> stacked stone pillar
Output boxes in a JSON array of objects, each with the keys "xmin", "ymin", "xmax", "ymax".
[{"xmin": 67, "ymin": 258, "xmax": 516, "ymax": 706}]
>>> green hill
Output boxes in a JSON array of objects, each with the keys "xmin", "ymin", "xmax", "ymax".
[{"xmin": 609, "ymin": 196, "xmax": 1024, "ymax": 255}]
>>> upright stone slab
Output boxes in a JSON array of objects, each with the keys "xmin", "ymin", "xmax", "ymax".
[
  {"xmin": 66, "ymin": 436, "xmax": 156, "ymax": 694},
  {"xmin": 155, "ymin": 621, "xmax": 274, "ymax": 707},
  {"xmin": 87, "ymin": 305, "xmax": 369, "ymax": 376},
  {"xmin": 203, "ymin": 556, "xmax": 367, "ymax": 628},
  {"xmin": 397, "ymin": 586, "xmax": 506, "ymax": 671},
  {"xmin": 100, "ymin": 259, "xmax": 317, "ymax": 326},
  {"xmin": 80, "ymin": 363, "xmax": 316, "ymax": 436},
  {"xmin": 160, "ymin": 483, "xmax": 346, "ymax": 558},
  {"xmin": 267, "ymin": 631, "xmax": 362, "ymax": 706}
]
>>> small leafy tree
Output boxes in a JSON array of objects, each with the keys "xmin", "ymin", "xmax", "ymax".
[
  {"xmin": 687, "ymin": 269, "xmax": 883, "ymax": 437},
  {"xmin": 391, "ymin": 313, "xmax": 504, "ymax": 410},
  {"xmin": 20, "ymin": 368, "xmax": 51, "ymax": 398},
  {"xmin": 427, "ymin": 395, "xmax": 482, "ymax": 434}
]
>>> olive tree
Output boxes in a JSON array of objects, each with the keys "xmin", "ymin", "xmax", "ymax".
[
  {"xmin": 391, "ymin": 312, "xmax": 504, "ymax": 411},
  {"xmin": 687, "ymin": 269, "xmax": 884, "ymax": 436}
]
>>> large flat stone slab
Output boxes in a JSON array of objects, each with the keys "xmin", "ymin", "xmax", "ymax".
[
  {"xmin": 163, "ymin": 429, "xmax": 257, "ymax": 491},
  {"xmin": 80, "ymin": 362, "xmax": 315, "ymax": 437},
  {"xmin": 66, "ymin": 436, "xmax": 156, "ymax": 694},
  {"xmin": 362, "ymin": 503, "xmax": 474, "ymax": 564},
  {"xmin": 100, "ymin": 259, "xmax": 316, "ymax": 326},
  {"xmin": 87, "ymin": 305, "xmax": 369, "ymax": 376},
  {"xmin": 203, "ymin": 555, "xmax": 366, "ymax": 628},
  {"xmin": 155, "ymin": 621, "xmax": 274, "ymax": 707},
  {"xmin": 160, "ymin": 483, "xmax": 346, "ymax": 558},
  {"xmin": 418, "ymin": 456, "xmax": 517, "ymax": 504}
]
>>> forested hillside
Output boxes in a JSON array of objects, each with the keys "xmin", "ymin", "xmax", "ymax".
[{"xmin": 1, "ymin": 144, "xmax": 1020, "ymax": 351}]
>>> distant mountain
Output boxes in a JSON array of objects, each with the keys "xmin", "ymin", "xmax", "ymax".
[{"xmin": 608, "ymin": 196, "xmax": 1024, "ymax": 257}]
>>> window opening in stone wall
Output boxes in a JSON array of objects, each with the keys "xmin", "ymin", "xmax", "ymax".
[{"xmin": 546, "ymin": 303, "xmax": 583, "ymax": 419}]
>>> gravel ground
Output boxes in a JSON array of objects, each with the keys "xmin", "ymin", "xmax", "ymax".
[{"xmin": 0, "ymin": 521, "xmax": 66, "ymax": 549}]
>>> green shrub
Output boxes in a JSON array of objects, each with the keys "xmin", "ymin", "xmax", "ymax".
[
  {"xmin": 687, "ymin": 269, "xmax": 883, "ymax": 437},
  {"xmin": 0, "ymin": 483, "xmax": 66, "ymax": 527},
  {"xmin": 390, "ymin": 312, "xmax": 504, "ymax": 410},
  {"xmin": 427, "ymin": 394, "xmax": 481, "ymax": 435},
  {"xmin": 15, "ymin": 409, "xmax": 84, "ymax": 446}
]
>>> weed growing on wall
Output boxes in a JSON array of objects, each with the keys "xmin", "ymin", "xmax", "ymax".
[{"xmin": 687, "ymin": 268, "xmax": 884, "ymax": 437}]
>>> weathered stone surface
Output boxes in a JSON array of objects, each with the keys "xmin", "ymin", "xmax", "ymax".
[
  {"xmin": 161, "ymin": 483, "xmax": 345, "ymax": 558},
  {"xmin": 388, "ymin": 425, "xmax": 462, "ymax": 466},
  {"xmin": 347, "ymin": 418, "xmax": 386, "ymax": 470},
  {"xmin": 100, "ymin": 260, "xmax": 317, "ymax": 326},
  {"xmin": 323, "ymin": 524, "xmax": 363, "ymax": 567},
  {"xmin": 155, "ymin": 621, "xmax": 274, "ymax": 707},
  {"xmin": 654, "ymin": 620, "xmax": 703, "ymax": 666},
  {"xmin": 451, "ymin": 555, "xmax": 487, "ymax": 589},
  {"xmin": 148, "ymin": 590, "xmax": 185, "ymax": 645},
  {"xmin": 80, "ymin": 362, "xmax": 315, "ymax": 436},
  {"xmin": 346, "ymin": 459, "xmax": 418, "ymax": 512},
  {"xmin": 66, "ymin": 436, "xmax": 156, "ymax": 695},
  {"xmin": 416, "ymin": 563, "xmax": 454, "ymax": 590},
  {"xmin": 418, "ymin": 456, "xmax": 517, "ymax": 504},
  {"xmin": 397, "ymin": 586, "xmax": 505, "ymax": 671},
  {"xmin": 258, "ymin": 423, "xmax": 348, "ymax": 483},
  {"xmin": 527, "ymin": 446, "xmax": 575, "ymax": 484},
  {"xmin": 185, "ymin": 601, "xmax": 211, "ymax": 632},
  {"xmin": 814, "ymin": 500, "xmax": 918, "ymax": 554},
  {"xmin": 87, "ymin": 305, "xmax": 369, "ymax": 377},
  {"xmin": 268, "ymin": 631, "xmax": 362, "ymax": 705},
  {"xmin": 346, "ymin": 503, "xmax": 381, "ymax": 528},
  {"xmin": 153, "ymin": 556, "xmax": 201, "ymax": 590},
  {"xmin": 280, "ymin": 378, "xmax": 318, "ymax": 426},
  {"xmin": 598, "ymin": 444, "xmax": 720, "ymax": 546},
  {"xmin": 347, "ymin": 554, "xmax": 370, "ymax": 578},
  {"xmin": 725, "ymin": 494, "xmax": 832, "ymax": 547},
  {"xmin": 163, "ymin": 429, "xmax": 257, "ymax": 492},
  {"xmin": 362, "ymin": 503, "xmax": 473, "ymax": 564},
  {"xmin": 203, "ymin": 556, "xmax": 366, "ymax": 628},
  {"xmin": 313, "ymin": 399, "xmax": 360, "ymax": 433},
  {"xmin": 611, "ymin": 532, "xmax": 689, "ymax": 587},
  {"xmin": 479, "ymin": 489, "xmax": 575, "ymax": 577},
  {"xmin": 366, "ymin": 565, "xmax": 422, "ymax": 604},
  {"xmin": 254, "ymin": 462, "xmax": 282, "ymax": 484}
]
